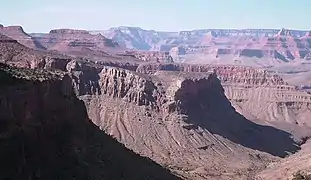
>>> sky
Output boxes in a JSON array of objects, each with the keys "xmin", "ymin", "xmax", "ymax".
[{"xmin": 1, "ymin": 0, "xmax": 311, "ymax": 33}]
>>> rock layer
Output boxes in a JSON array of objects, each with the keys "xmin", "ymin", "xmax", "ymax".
[
  {"xmin": 0, "ymin": 25, "xmax": 45, "ymax": 49},
  {"xmin": 0, "ymin": 63, "xmax": 179, "ymax": 180},
  {"xmin": 94, "ymin": 27, "xmax": 311, "ymax": 65},
  {"xmin": 70, "ymin": 64, "xmax": 302, "ymax": 179},
  {"xmin": 117, "ymin": 50, "xmax": 174, "ymax": 63},
  {"xmin": 0, "ymin": 34, "xmax": 72, "ymax": 70},
  {"xmin": 136, "ymin": 63, "xmax": 311, "ymax": 136},
  {"xmin": 32, "ymin": 29, "xmax": 123, "ymax": 57}
]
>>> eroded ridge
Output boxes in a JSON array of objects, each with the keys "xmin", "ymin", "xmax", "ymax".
[
  {"xmin": 69, "ymin": 65, "xmax": 299, "ymax": 180},
  {"xmin": 136, "ymin": 63, "xmax": 286, "ymax": 85},
  {"xmin": 0, "ymin": 63, "xmax": 180, "ymax": 180}
]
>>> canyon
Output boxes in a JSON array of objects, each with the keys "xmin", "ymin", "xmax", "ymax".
[
  {"xmin": 1, "ymin": 25, "xmax": 311, "ymax": 179},
  {"xmin": 4, "ymin": 24, "xmax": 311, "ymax": 67},
  {"xmin": 0, "ymin": 63, "xmax": 179, "ymax": 180},
  {"xmin": 91, "ymin": 27, "xmax": 311, "ymax": 66}
]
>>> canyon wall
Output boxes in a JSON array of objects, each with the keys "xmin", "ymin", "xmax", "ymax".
[
  {"xmin": 69, "ymin": 63, "xmax": 303, "ymax": 179},
  {"xmin": 0, "ymin": 63, "xmax": 179, "ymax": 180},
  {"xmin": 0, "ymin": 25, "xmax": 45, "ymax": 49},
  {"xmin": 32, "ymin": 29, "xmax": 123, "ymax": 57},
  {"xmin": 0, "ymin": 33, "xmax": 72, "ymax": 70},
  {"xmin": 92, "ymin": 27, "xmax": 311, "ymax": 65},
  {"xmin": 136, "ymin": 63, "xmax": 311, "ymax": 132}
]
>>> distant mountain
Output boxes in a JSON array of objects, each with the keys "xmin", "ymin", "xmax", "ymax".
[
  {"xmin": 91, "ymin": 27, "xmax": 175, "ymax": 51},
  {"xmin": 3, "ymin": 24, "xmax": 311, "ymax": 66},
  {"xmin": 90, "ymin": 27, "xmax": 309, "ymax": 51},
  {"xmin": 90, "ymin": 27, "xmax": 311, "ymax": 65},
  {"xmin": 0, "ymin": 25, "xmax": 46, "ymax": 49},
  {"xmin": 31, "ymin": 29, "xmax": 124, "ymax": 58}
]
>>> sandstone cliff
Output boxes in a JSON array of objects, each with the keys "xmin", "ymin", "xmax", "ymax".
[
  {"xmin": 32, "ymin": 29, "xmax": 124, "ymax": 57},
  {"xmin": 95, "ymin": 27, "xmax": 311, "ymax": 65},
  {"xmin": 3, "ymin": 24, "xmax": 311, "ymax": 180},
  {"xmin": 0, "ymin": 25, "xmax": 45, "ymax": 49},
  {"xmin": 136, "ymin": 63, "xmax": 285, "ymax": 85},
  {"xmin": 117, "ymin": 50, "xmax": 174, "ymax": 63},
  {"xmin": 136, "ymin": 63, "xmax": 311, "ymax": 137},
  {"xmin": 0, "ymin": 63, "xmax": 179, "ymax": 180},
  {"xmin": 68, "ymin": 64, "xmax": 303, "ymax": 179},
  {"xmin": 0, "ymin": 34, "xmax": 72, "ymax": 70}
]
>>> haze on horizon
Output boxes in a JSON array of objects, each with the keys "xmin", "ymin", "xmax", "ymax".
[{"xmin": 1, "ymin": 0, "xmax": 310, "ymax": 33}]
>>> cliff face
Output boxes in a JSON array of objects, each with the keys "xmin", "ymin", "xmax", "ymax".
[
  {"xmin": 32, "ymin": 29, "xmax": 123, "ymax": 57},
  {"xmin": 0, "ymin": 34, "xmax": 72, "ymax": 70},
  {"xmin": 0, "ymin": 63, "xmax": 179, "ymax": 180},
  {"xmin": 96, "ymin": 27, "xmax": 311, "ymax": 66},
  {"xmin": 0, "ymin": 25, "xmax": 45, "ymax": 49},
  {"xmin": 70, "ymin": 64, "xmax": 302, "ymax": 180},
  {"xmin": 136, "ymin": 63, "xmax": 311, "ymax": 134},
  {"xmin": 69, "ymin": 62, "xmax": 311, "ymax": 134},
  {"xmin": 136, "ymin": 63, "xmax": 286, "ymax": 85},
  {"xmin": 225, "ymin": 84, "xmax": 311, "ymax": 127},
  {"xmin": 118, "ymin": 51, "xmax": 174, "ymax": 63},
  {"xmin": 96, "ymin": 27, "xmax": 309, "ymax": 52}
]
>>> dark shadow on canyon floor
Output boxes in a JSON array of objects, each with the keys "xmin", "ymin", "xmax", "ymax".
[{"xmin": 181, "ymin": 78, "xmax": 300, "ymax": 158}]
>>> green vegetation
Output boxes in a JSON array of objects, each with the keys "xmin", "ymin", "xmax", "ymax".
[
  {"xmin": 0, "ymin": 63, "xmax": 64, "ymax": 86},
  {"xmin": 292, "ymin": 171, "xmax": 311, "ymax": 180}
]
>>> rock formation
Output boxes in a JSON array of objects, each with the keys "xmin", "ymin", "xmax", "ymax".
[
  {"xmin": 0, "ymin": 63, "xmax": 179, "ymax": 180},
  {"xmin": 32, "ymin": 29, "xmax": 123, "ymax": 57},
  {"xmin": 276, "ymin": 28, "xmax": 294, "ymax": 37},
  {"xmin": 0, "ymin": 25, "xmax": 45, "ymax": 49},
  {"xmin": 95, "ymin": 26, "xmax": 163, "ymax": 51},
  {"xmin": 257, "ymin": 139, "xmax": 311, "ymax": 180},
  {"xmin": 136, "ymin": 63, "xmax": 311, "ymax": 137},
  {"xmin": 117, "ymin": 50, "xmax": 174, "ymax": 63},
  {"xmin": 2, "ymin": 24, "xmax": 311, "ymax": 180},
  {"xmin": 91, "ymin": 27, "xmax": 311, "ymax": 65},
  {"xmin": 0, "ymin": 34, "xmax": 71, "ymax": 70},
  {"xmin": 0, "ymin": 33, "xmax": 140, "ymax": 72},
  {"xmin": 65, "ymin": 63, "xmax": 307, "ymax": 179}
]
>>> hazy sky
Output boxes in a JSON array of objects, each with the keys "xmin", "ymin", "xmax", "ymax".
[{"xmin": 1, "ymin": 0, "xmax": 310, "ymax": 32}]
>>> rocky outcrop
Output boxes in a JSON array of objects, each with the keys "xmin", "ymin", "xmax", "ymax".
[
  {"xmin": 257, "ymin": 140, "xmax": 311, "ymax": 180},
  {"xmin": 215, "ymin": 48, "xmax": 233, "ymax": 56},
  {"xmin": 93, "ymin": 27, "xmax": 311, "ymax": 65},
  {"xmin": 95, "ymin": 26, "xmax": 162, "ymax": 51},
  {"xmin": 136, "ymin": 63, "xmax": 311, "ymax": 133},
  {"xmin": 276, "ymin": 28, "xmax": 294, "ymax": 37},
  {"xmin": 118, "ymin": 50, "xmax": 174, "ymax": 63},
  {"xmin": 170, "ymin": 46, "xmax": 187, "ymax": 56},
  {"xmin": 0, "ymin": 34, "xmax": 72, "ymax": 70},
  {"xmin": 67, "ymin": 64, "xmax": 303, "ymax": 179},
  {"xmin": 136, "ymin": 63, "xmax": 286, "ymax": 85},
  {"xmin": 50, "ymin": 29, "xmax": 90, "ymax": 34},
  {"xmin": 0, "ymin": 63, "xmax": 179, "ymax": 180},
  {"xmin": 98, "ymin": 67, "xmax": 160, "ymax": 107},
  {"xmin": 32, "ymin": 29, "xmax": 123, "ymax": 57},
  {"xmin": 0, "ymin": 34, "xmax": 17, "ymax": 43},
  {"xmin": 304, "ymin": 31, "xmax": 311, "ymax": 37},
  {"xmin": 0, "ymin": 25, "xmax": 45, "ymax": 49},
  {"xmin": 238, "ymin": 49, "xmax": 264, "ymax": 58}
]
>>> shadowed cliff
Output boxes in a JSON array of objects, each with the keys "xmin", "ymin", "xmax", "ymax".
[
  {"xmin": 174, "ymin": 76, "xmax": 300, "ymax": 157},
  {"xmin": 0, "ymin": 63, "xmax": 179, "ymax": 180}
]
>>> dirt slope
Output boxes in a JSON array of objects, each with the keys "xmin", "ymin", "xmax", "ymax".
[
  {"xmin": 257, "ymin": 140, "xmax": 311, "ymax": 180},
  {"xmin": 66, "ymin": 62, "xmax": 305, "ymax": 179}
]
